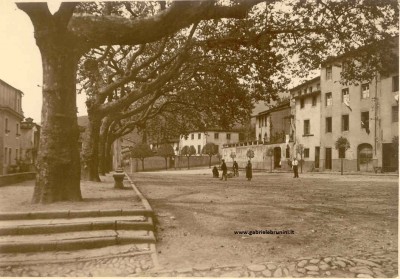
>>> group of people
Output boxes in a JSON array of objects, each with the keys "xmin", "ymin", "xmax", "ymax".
[
  {"xmin": 212, "ymin": 157, "xmax": 300, "ymax": 180},
  {"xmin": 212, "ymin": 159, "xmax": 253, "ymax": 181}
]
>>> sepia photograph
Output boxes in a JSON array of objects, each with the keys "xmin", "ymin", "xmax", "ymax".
[{"xmin": 0, "ymin": 0, "xmax": 398, "ymax": 277}]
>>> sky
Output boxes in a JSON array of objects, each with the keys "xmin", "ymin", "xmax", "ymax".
[{"xmin": 0, "ymin": 0, "xmax": 87, "ymax": 123}]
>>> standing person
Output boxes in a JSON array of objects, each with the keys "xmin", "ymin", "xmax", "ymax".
[
  {"xmin": 245, "ymin": 160, "xmax": 252, "ymax": 181},
  {"xmin": 292, "ymin": 157, "xmax": 299, "ymax": 178},
  {"xmin": 212, "ymin": 166, "xmax": 219, "ymax": 178},
  {"xmin": 220, "ymin": 159, "xmax": 227, "ymax": 181},
  {"xmin": 233, "ymin": 160, "xmax": 239, "ymax": 177}
]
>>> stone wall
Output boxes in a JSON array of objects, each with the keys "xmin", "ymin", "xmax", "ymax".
[
  {"xmin": 0, "ymin": 172, "xmax": 35, "ymax": 186},
  {"xmin": 128, "ymin": 156, "xmax": 220, "ymax": 172}
]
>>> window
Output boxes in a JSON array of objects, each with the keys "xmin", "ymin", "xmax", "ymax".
[
  {"xmin": 214, "ymin": 133, "xmax": 219, "ymax": 139},
  {"xmin": 16, "ymin": 149, "xmax": 18, "ymax": 161},
  {"xmin": 4, "ymin": 148, "xmax": 7, "ymax": 164},
  {"xmin": 342, "ymin": 88, "xmax": 349, "ymax": 103},
  {"xmin": 300, "ymin": 98, "xmax": 305, "ymax": 108},
  {"xmin": 317, "ymin": 83, "xmax": 320, "ymax": 90},
  {"xmin": 326, "ymin": 66, "xmax": 332, "ymax": 80},
  {"xmin": 361, "ymin": 111, "xmax": 369, "ymax": 129},
  {"xmin": 258, "ymin": 118, "xmax": 261, "ymax": 128},
  {"xmin": 304, "ymin": 148, "xmax": 310, "ymax": 158},
  {"xmin": 309, "ymin": 87, "xmax": 312, "ymax": 93},
  {"xmin": 326, "ymin": 117, "xmax": 332, "ymax": 133},
  {"xmin": 191, "ymin": 134, "xmax": 194, "ymax": 140},
  {"xmin": 312, "ymin": 96, "xmax": 317, "ymax": 106},
  {"xmin": 325, "ymin": 93, "xmax": 332, "ymax": 106},
  {"xmin": 8, "ymin": 149, "xmax": 11, "ymax": 165},
  {"xmin": 392, "ymin": 106, "xmax": 399, "ymax": 122},
  {"xmin": 16, "ymin": 124, "xmax": 19, "ymax": 136},
  {"xmin": 226, "ymin": 133, "xmax": 231, "ymax": 140},
  {"xmin": 342, "ymin": 60, "xmax": 349, "ymax": 73},
  {"xmin": 342, "ymin": 115, "xmax": 349, "ymax": 131},
  {"xmin": 393, "ymin": 75, "xmax": 399, "ymax": 92},
  {"xmin": 5, "ymin": 118, "xmax": 8, "ymax": 133},
  {"xmin": 304, "ymin": 119, "xmax": 310, "ymax": 135},
  {"xmin": 198, "ymin": 133, "xmax": 201, "ymax": 139},
  {"xmin": 361, "ymin": 83, "xmax": 369, "ymax": 99},
  {"xmin": 197, "ymin": 145, "xmax": 201, "ymax": 154}
]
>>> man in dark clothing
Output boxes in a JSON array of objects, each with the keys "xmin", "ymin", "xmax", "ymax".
[
  {"xmin": 212, "ymin": 166, "xmax": 219, "ymax": 178},
  {"xmin": 245, "ymin": 160, "xmax": 252, "ymax": 181},
  {"xmin": 233, "ymin": 161, "xmax": 239, "ymax": 177},
  {"xmin": 220, "ymin": 159, "xmax": 227, "ymax": 181}
]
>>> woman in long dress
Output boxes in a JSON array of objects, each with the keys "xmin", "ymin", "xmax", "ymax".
[{"xmin": 245, "ymin": 160, "xmax": 252, "ymax": 181}]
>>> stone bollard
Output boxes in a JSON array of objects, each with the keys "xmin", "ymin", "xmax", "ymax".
[{"xmin": 113, "ymin": 168, "xmax": 125, "ymax": 189}]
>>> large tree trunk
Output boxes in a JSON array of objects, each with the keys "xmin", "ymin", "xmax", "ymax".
[
  {"xmin": 98, "ymin": 132, "xmax": 107, "ymax": 176},
  {"xmin": 81, "ymin": 116, "xmax": 102, "ymax": 182},
  {"xmin": 100, "ymin": 118, "xmax": 117, "ymax": 174},
  {"xmin": 105, "ymin": 134, "xmax": 116, "ymax": 173},
  {"xmin": 98, "ymin": 120, "xmax": 111, "ymax": 175},
  {"xmin": 32, "ymin": 45, "xmax": 82, "ymax": 203}
]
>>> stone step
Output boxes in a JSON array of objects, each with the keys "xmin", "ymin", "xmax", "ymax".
[
  {"xmin": 0, "ymin": 243, "xmax": 152, "ymax": 266},
  {"xmin": 0, "ymin": 230, "xmax": 156, "ymax": 253},
  {"xmin": 0, "ymin": 209, "xmax": 153, "ymax": 220},
  {"xmin": 0, "ymin": 218, "xmax": 154, "ymax": 236}
]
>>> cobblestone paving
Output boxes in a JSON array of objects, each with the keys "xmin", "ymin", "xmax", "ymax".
[
  {"xmin": 0, "ymin": 251, "xmax": 396, "ymax": 277},
  {"xmin": 0, "ymin": 254, "xmax": 154, "ymax": 277},
  {"xmin": 146, "ymin": 251, "xmax": 397, "ymax": 278}
]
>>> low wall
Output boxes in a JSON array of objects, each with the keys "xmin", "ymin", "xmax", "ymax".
[
  {"xmin": 175, "ymin": 156, "xmax": 220, "ymax": 169},
  {"xmin": 222, "ymin": 144, "xmax": 293, "ymax": 171},
  {"xmin": 0, "ymin": 172, "xmax": 36, "ymax": 187},
  {"xmin": 127, "ymin": 156, "xmax": 220, "ymax": 172}
]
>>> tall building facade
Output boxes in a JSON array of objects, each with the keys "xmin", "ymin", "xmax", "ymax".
[
  {"xmin": 319, "ymin": 62, "xmax": 398, "ymax": 172},
  {"xmin": 290, "ymin": 77, "xmax": 321, "ymax": 171},
  {"xmin": 0, "ymin": 79, "xmax": 24, "ymax": 174},
  {"xmin": 223, "ymin": 38, "xmax": 398, "ymax": 173}
]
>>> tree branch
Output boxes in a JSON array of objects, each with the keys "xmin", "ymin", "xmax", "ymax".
[
  {"xmin": 53, "ymin": 2, "xmax": 79, "ymax": 29},
  {"xmin": 16, "ymin": 3, "xmax": 52, "ymax": 31},
  {"xmin": 68, "ymin": 1, "xmax": 264, "ymax": 48}
]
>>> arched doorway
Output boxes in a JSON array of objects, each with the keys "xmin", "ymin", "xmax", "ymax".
[
  {"xmin": 274, "ymin": 147, "xmax": 281, "ymax": 168},
  {"xmin": 358, "ymin": 143, "xmax": 373, "ymax": 171}
]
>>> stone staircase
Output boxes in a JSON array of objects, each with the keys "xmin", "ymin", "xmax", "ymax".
[
  {"xmin": 0, "ymin": 173, "xmax": 159, "ymax": 267},
  {"xmin": 0, "ymin": 208, "xmax": 156, "ymax": 265}
]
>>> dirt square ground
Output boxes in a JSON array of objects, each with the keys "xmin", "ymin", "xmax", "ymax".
[
  {"xmin": 132, "ymin": 169, "xmax": 398, "ymax": 270},
  {"xmin": 0, "ymin": 174, "xmax": 142, "ymax": 212}
]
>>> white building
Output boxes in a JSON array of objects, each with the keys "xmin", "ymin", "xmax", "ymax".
[{"xmin": 179, "ymin": 130, "xmax": 240, "ymax": 155}]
